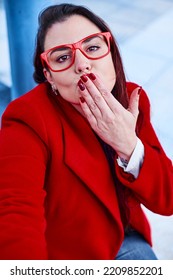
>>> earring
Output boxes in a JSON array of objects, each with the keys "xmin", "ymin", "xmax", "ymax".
[{"xmin": 51, "ymin": 84, "xmax": 58, "ymax": 96}]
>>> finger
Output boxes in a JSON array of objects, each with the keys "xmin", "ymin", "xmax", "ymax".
[
  {"xmin": 79, "ymin": 96, "xmax": 98, "ymax": 129},
  {"xmin": 87, "ymin": 73, "xmax": 123, "ymax": 114},
  {"xmin": 78, "ymin": 80, "xmax": 101, "ymax": 119},
  {"xmin": 128, "ymin": 86, "xmax": 141, "ymax": 119},
  {"xmin": 80, "ymin": 75, "xmax": 111, "ymax": 115}
]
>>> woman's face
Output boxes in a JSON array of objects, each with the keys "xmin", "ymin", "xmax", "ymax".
[{"xmin": 43, "ymin": 15, "xmax": 116, "ymax": 105}]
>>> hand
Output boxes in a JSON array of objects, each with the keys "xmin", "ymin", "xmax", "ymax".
[{"xmin": 78, "ymin": 73, "xmax": 141, "ymax": 161}]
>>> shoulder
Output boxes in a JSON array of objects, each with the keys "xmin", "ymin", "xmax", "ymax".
[
  {"xmin": 5, "ymin": 82, "xmax": 51, "ymax": 112},
  {"xmin": 1, "ymin": 82, "xmax": 61, "ymax": 143}
]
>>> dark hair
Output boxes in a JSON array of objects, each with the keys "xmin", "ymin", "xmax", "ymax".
[{"xmin": 33, "ymin": 3, "xmax": 129, "ymax": 108}]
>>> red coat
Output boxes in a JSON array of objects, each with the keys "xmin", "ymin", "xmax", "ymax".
[{"xmin": 0, "ymin": 82, "xmax": 173, "ymax": 260}]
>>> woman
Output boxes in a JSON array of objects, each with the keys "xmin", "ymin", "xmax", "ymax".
[{"xmin": 0, "ymin": 3, "xmax": 173, "ymax": 260}]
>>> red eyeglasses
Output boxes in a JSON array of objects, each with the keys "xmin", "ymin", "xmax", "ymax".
[{"xmin": 40, "ymin": 32, "xmax": 112, "ymax": 72}]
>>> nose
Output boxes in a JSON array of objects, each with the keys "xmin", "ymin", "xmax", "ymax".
[{"xmin": 74, "ymin": 49, "xmax": 91, "ymax": 74}]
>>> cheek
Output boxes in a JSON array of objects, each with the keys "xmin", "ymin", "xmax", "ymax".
[
  {"xmin": 107, "ymin": 57, "xmax": 116, "ymax": 77},
  {"xmin": 53, "ymin": 74, "xmax": 73, "ymax": 92},
  {"xmin": 99, "ymin": 58, "xmax": 116, "ymax": 90},
  {"xmin": 53, "ymin": 69, "xmax": 78, "ymax": 87},
  {"xmin": 53, "ymin": 75, "xmax": 80, "ymax": 103}
]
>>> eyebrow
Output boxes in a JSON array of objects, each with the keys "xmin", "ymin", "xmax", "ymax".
[
  {"xmin": 50, "ymin": 46, "xmax": 71, "ymax": 54},
  {"xmin": 83, "ymin": 35, "xmax": 101, "ymax": 44},
  {"xmin": 50, "ymin": 34, "xmax": 102, "ymax": 53}
]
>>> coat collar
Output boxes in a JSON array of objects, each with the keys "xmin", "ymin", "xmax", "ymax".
[{"xmin": 52, "ymin": 94, "xmax": 123, "ymax": 225}]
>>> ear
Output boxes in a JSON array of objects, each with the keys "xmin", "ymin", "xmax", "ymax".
[{"xmin": 43, "ymin": 68, "xmax": 54, "ymax": 85}]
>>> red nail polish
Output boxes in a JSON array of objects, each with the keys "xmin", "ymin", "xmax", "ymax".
[
  {"xmin": 80, "ymin": 75, "xmax": 88, "ymax": 83},
  {"xmin": 80, "ymin": 96, "xmax": 85, "ymax": 103},
  {"xmin": 78, "ymin": 81, "xmax": 85, "ymax": 91},
  {"xmin": 88, "ymin": 73, "xmax": 96, "ymax": 81},
  {"xmin": 138, "ymin": 86, "xmax": 142, "ymax": 95}
]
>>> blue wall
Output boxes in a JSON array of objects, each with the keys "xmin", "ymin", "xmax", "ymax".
[{"xmin": 4, "ymin": 0, "xmax": 56, "ymax": 99}]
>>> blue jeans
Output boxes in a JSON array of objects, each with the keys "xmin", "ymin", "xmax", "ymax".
[{"xmin": 115, "ymin": 230, "xmax": 158, "ymax": 260}]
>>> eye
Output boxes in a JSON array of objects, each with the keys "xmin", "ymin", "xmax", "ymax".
[
  {"xmin": 87, "ymin": 45, "xmax": 100, "ymax": 52},
  {"xmin": 56, "ymin": 54, "xmax": 71, "ymax": 63},
  {"xmin": 49, "ymin": 48, "xmax": 73, "ymax": 64}
]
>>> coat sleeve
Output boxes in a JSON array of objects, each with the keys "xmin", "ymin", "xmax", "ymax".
[
  {"xmin": 115, "ymin": 84, "xmax": 173, "ymax": 215},
  {"xmin": 0, "ymin": 98, "xmax": 49, "ymax": 259}
]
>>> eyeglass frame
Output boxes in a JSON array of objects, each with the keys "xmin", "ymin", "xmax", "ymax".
[{"xmin": 40, "ymin": 31, "xmax": 112, "ymax": 72}]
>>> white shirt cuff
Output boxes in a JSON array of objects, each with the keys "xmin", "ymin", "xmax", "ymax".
[{"xmin": 117, "ymin": 138, "xmax": 144, "ymax": 179}]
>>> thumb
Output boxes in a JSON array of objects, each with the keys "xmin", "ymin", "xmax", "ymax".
[{"xmin": 128, "ymin": 86, "xmax": 142, "ymax": 119}]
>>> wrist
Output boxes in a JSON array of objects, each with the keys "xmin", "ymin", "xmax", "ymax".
[{"xmin": 117, "ymin": 136, "xmax": 138, "ymax": 162}]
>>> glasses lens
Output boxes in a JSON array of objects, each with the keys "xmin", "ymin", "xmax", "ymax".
[
  {"xmin": 81, "ymin": 34, "xmax": 109, "ymax": 59},
  {"xmin": 47, "ymin": 47, "xmax": 73, "ymax": 71}
]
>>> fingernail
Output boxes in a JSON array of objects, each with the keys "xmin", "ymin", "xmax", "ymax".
[
  {"xmin": 80, "ymin": 75, "xmax": 88, "ymax": 83},
  {"xmin": 88, "ymin": 73, "xmax": 96, "ymax": 81},
  {"xmin": 138, "ymin": 86, "xmax": 142, "ymax": 95},
  {"xmin": 78, "ymin": 80, "xmax": 85, "ymax": 91},
  {"xmin": 79, "ymin": 96, "xmax": 85, "ymax": 103}
]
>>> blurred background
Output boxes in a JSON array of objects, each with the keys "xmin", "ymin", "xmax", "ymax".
[{"xmin": 0, "ymin": 0, "xmax": 173, "ymax": 259}]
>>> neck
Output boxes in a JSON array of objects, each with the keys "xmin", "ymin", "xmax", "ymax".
[{"xmin": 71, "ymin": 103, "xmax": 86, "ymax": 117}]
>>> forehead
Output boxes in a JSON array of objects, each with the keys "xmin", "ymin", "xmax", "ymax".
[{"xmin": 44, "ymin": 15, "xmax": 101, "ymax": 50}]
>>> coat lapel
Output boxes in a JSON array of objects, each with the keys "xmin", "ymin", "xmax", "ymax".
[{"xmin": 55, "ymin": 95, "xmax": 122, "ymax": 222}]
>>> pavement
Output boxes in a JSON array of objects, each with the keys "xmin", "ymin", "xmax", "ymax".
[{"xmin": 0, "ymin": 0, "xmax": 173, "ymax": 259}]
